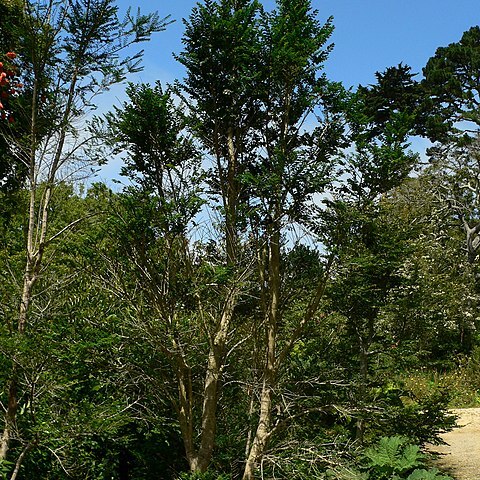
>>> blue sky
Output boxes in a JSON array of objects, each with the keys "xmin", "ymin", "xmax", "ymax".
[
  {"xmin": 95, "ymin": 0, "xmax": 479, "ymax": 184},
  {"xmin": 115, "ymin": 0, "xmax": 479, "ymax": 88}
]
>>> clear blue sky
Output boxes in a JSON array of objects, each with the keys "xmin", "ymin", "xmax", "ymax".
[
  {"xmin": 95, "ymin": 0, "xmax": 479, "ymax": 184},
  {"xmin": 116, "ymin": 0, "xmax": 479, "ymax": 89}
]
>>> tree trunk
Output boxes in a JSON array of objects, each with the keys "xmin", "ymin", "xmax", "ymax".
[
  {"xmin": 356, "ymin": 345, "xmax": 368, "ymax": 443},
  {"xmin": 0, "ymin": 379, "xmax": 18, "ymax": 460},
  {"xmin": 185, "ymin": 127, "xmax": 240, "ymax": 472},
  {"xmin": 178, "ymin": 286, "xmax": 239, "ymax": 473},
  {"xmin": 0, "ymin": 185, "xmax": 43, "ymax": 460},
  {"xmin": 0, "ymin": 59, "xmax": 77, "ymax": 459},
  {"xmin": 243, "ymin": 226, "xmax": 280, "ymax": 480},
  {"xmin": 195, "ymin": 289, "xmax": 237, "ymax": 471}
]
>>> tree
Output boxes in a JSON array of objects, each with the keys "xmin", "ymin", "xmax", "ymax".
[
  {"xmin": 356, "ymin": 63, "xmax": 428, "ymax": 141},
  {"xmin": 0, "ymin": 0, "xmax": 165, "ymax": 469},
  {"xmin": 382, "ymin": 175, "xmax": 480, "ymax": 358},
  {"xmin": 100, "ymin": 81, "xmax": 215, "ymax": 473},
  {"xmin": 240, "ymin": 1, "xmax": 343, "ymax": 477},
  {"xmin": 174, "ymin": 0, "xmax": 265, "ymax": 472},
  {"xmin": 319, "ymin": 63, "xmax": 420, "ymax": 443},
  {"xmin": 422, "ymin": 26, "xmax": 480, "ymax": 265},
  {"xmin": 103, "ymin": 2, "xmax": 343, "ymax": 476},
  {"xmin": 423, "ymin": 26, "xmax": 480, "ymax": 142}
]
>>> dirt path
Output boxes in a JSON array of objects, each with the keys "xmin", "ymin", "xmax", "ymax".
[{"xmin": 428, "ymin": 408, "xmax": 480, "ymax": 479}]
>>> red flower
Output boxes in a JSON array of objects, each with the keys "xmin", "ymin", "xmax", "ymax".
[
  {"xmin": 0, "ymin": 102, "xmax": 3, "ymax": 110},
  {"xmin": 5, "ymin": 52, "xmax": 16, "ymax": 60}
]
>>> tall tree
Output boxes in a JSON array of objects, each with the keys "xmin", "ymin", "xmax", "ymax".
[
  {"xmin": 422, "ymin": 26, "xmax": 480, "ymax": 265},
  {"xmin": 0, "ymin": 0, "xmax": 165, "ymax": 469},
  {"xmin": 381, "ymin": 176, "xmax": 479, "ymax": 358},
  {"xmin": 319, "ymin": 64, "xmax": 420, "ymax": 443},
  {"xmin": 241, "ymin": 1, "xmax": 343, "ymax": 477},
  {"xmin": 423, "ymin": 26, "xmax": 480, "ymax": 142},
  {"xmin": 101, "ymin": 81, "xmax": 213, "ymax": 472},
  {"xmin": 174, "ymin": 0, "xmax": 264, "ymax": 471}
]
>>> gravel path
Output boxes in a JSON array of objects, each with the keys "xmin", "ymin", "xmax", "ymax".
[{"xmin": 428, "ymin": 408, "xmax": 480, "ymax": 480}]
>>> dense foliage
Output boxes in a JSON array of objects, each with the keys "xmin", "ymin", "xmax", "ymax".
[{"xmin": 0, "ymin": 0, "xmax": 479, "ymax": 479}]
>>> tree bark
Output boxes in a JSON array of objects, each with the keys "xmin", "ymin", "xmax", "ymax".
[
  {"xmin": 356, "ymin": 344, "xmax": 368, "ymax": 443},
  {"xmin": 0, "ymin": 63, "xmax": 76, "ymax": 462},
  {"xmin": 194, "ymin": 290, "xmax": 237, "ymax": 471},
  {"xmin": 243, "ymin": 225, "xmax": 280, "ymax": 480},
  {"xmin": 179, "ymin": 128, "xmax": 241, "ymax": 473}
]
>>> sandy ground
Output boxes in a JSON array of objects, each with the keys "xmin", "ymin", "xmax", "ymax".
[{"xmin": 428, "ymin": 408, "xmax": 480, "ymax": 480}]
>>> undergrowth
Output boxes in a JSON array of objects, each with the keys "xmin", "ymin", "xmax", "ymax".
[{"xmin": 398, "ymin": 346, "xmax": 480, "ymax": 408}]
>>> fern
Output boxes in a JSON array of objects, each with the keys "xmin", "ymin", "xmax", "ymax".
[
  {"xmin": 406, "ymin": 468, "xmax": 453, "ymax": 480},
  {"xmin": 364, "ymin": 436, "xmax": 424, "ymax": 478}
]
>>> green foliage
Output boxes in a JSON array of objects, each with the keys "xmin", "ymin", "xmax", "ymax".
[
  {"xmin": 177, "ymin": 472, "xmax": 231, "ymax": 480},
  {"xmin": 403, "ymin": 360, "xmax": 480, "ymax": 409},
  {"xmin": 360, "ymin": 437, "xmax": 453, "ymax": 480},
  {"xmin": 176, "ymin": 0, "xmax": 263, "ymax": 144},
  {"xmin": 423, "ymin": 25, "xmax": 480, "ymax": 140},
  {"xmin": 382, "ymin": 175, "xmax": 479, "ymax": 359},
  {"xmin": 355, "ymin": 64, "xmax": 427, "ymax": 139},
  {"xmin": 364, "ymin": 436, "xmax": 424, "ymax": 478},
  {"xmin": 2, "ymin": 3, "xmax": 480, "ymax": 479},
  {"xmin": 341, "ymin": 64, "xmax": 421, "ymax": 201},
  {"xmin": 0, "ymin": 460, "xmax": 13, "ymax": 480},
  {"xmin": 247, "ymin": 0, "xmax": 343, "ymax": 223},
  {"xmin": 406, "ymin": 468, "xmax": 453, "ymax": 480},
  {"xmin": 104, "ymin": 82, "xmax": 204, "ymax": 234},
  {"xmin": 373, "ymin": 382, "xmax": 456, "ymax": 446},
  {"xmin": 358, "ymin": 436, "xmax": 451, "ymax": 480}
]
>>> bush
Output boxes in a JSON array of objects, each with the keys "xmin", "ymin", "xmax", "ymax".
[
  {"xmin": 364, "ymin": 436, "xmax": 424, "ymax": 479},
  {"xmin": 360, "ymin": 436, "xmax": 453, "ymax": 480},
  {"xmin": 366, "ymin": 380, "xmax": 456, "ymax": 445}
]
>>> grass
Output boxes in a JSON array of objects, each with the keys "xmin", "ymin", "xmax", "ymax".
[{"xmin": 401, "ymin": 358, "xmax": 480, "ymax": 409}]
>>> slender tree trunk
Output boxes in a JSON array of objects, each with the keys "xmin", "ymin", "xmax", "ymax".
[
  {"xmin": 167, "ymin": 326, "xmax": 197, "ymax": 469},
  {"xmin": 355, "ymin": 319, "xmax": 374, "ymax": 444},
  {"xmin": 0, "ymin": 380, "xmax": 18, "ymax": 460},
  {"xmin": 0, "ymin": 76, "xmax": 39, "ymax": 458},
  {"xmin": 225, "ymin": 128, "xmax": 238, "ymax": 265},
  {"xmin": 0, "ymin": 63, "xmax": 77, "ymax": 460},
  {"xmin": 0, "ymin": 201, "xmax": 46, "ymax": 460},
  {"xmin": 180, "ymin": 128, "xmax": 241, "ymax": 473},
  {"xmin": 9, "ymin": 441, "xmax": 34, "ymax": 480},
  {"xmin": 243, "ymin": 225, "xmax": 280, "ymax": 480},
  {"xmin": 356, "ymin": 344, "xmax": 368, "ymax": 443},
  {"xmin": 194, "ymin": 289, "xmax": 237, "ymax": 471}
]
